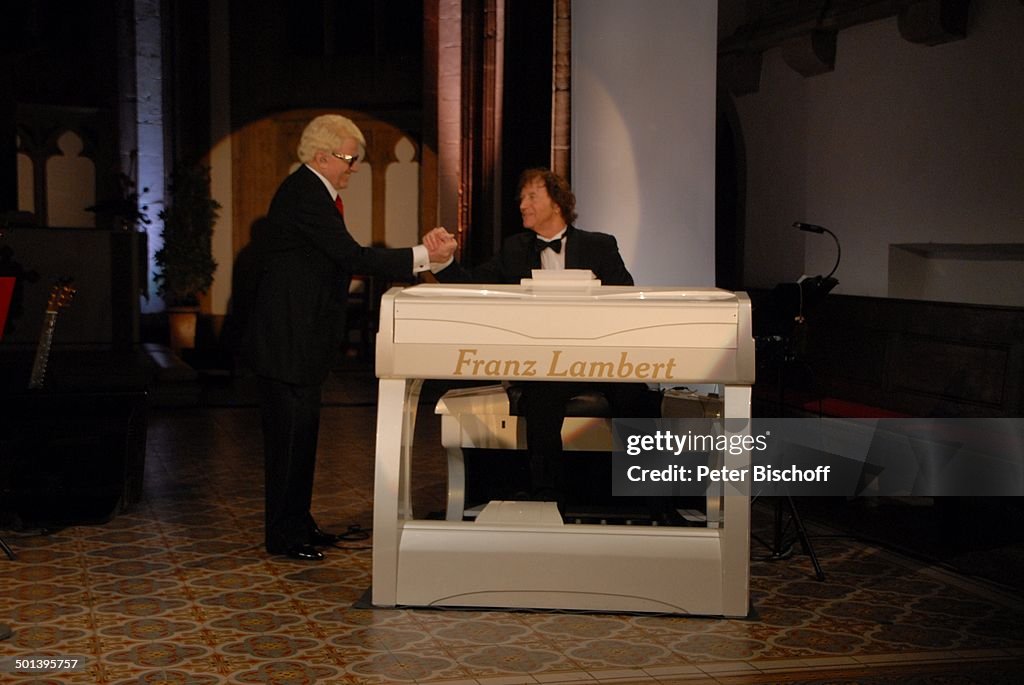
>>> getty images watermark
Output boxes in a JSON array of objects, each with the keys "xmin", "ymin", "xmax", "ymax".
[{"xmin": 612, "ymin": 418, "xmax": 1024, "ymax": 497}]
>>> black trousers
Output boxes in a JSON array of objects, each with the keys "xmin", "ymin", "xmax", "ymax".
[
  {"xmin": 516, "ymin": 381, "xmax": 655, "ymax": 495},
  {"xmin": 257, "ymin": 376, "xmax": 322, "ymax": 552}
]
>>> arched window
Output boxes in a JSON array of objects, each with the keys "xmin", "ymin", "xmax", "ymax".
[
  {"xmin": 16, "ymin": 133, "xmax": 35, "ymax": 215},
  {"xmin": 385, "ymin": 136, "xmax": 420, "ymax": 248},
  {"xmin": 45, "ymin": 130, "xmax": 96, "ymax": 227}
]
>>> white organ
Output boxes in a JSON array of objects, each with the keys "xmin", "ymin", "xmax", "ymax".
[{"xmin": 372, "ymin": 282, "xmax": 756, "ymax": 616}]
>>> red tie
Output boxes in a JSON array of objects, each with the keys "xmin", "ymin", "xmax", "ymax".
[{"xmin": 334, "ymin": 195, "xmax": 345, "ymax": 216}]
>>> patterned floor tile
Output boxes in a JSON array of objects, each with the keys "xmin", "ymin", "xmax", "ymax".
[{"xmin": 2, "ymin": 396, "xmax": 1023, "ymax": 684}]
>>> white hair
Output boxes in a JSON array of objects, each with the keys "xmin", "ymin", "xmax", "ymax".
[{"xmin": 297, "ymin": 114, "xmax": 366, "ymax": 163}]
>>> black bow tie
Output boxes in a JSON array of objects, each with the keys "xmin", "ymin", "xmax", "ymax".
[{"xmin": 534, "ymin": 237, "xmax": 562, "ymax": 254}]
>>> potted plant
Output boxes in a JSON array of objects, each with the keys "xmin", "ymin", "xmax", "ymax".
[
  {"xmin": 154, "ymin": 164, "xmax": 220, "ymax": 353},
  {"xmin": 86, "ymin": 172, "xmax": 153, "ymax": 231}
]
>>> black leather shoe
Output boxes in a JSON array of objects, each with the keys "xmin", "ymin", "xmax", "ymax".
[
  {"xmin": 285, "ymin": 544, "xmax": 324, "ymax": 561},
  {"xmin": 308, "ymin": 525, "xmax": 341, "ymax": 547}
]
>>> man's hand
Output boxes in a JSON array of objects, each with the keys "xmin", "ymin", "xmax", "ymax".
[{"xmin": 424, "ymin": 227, "xmax": 457, "ymax": 262}]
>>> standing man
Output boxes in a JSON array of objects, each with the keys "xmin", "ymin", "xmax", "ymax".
[
  {"xmin": 425, "ymin": 168, "xmax": 652, "ymax": 506},
  {"xmin": 246, "ymin": 114, "xmax": 455, "ymax": 560}
]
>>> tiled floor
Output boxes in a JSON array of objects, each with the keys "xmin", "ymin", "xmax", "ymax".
[{"xmin": 2, "ymin": 368, "xmax": 1024, "ymax": 683}]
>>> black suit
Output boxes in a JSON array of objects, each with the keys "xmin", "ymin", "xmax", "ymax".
[
  {"xmin": 435, "ymin": 225, "xmax": 650, "ymax": 499},
  {"xmin": 434, "ymin": 225, "xmax": 633, "ymax": 287},
  {"xmin": 245, "ymin": 165, "xmax": 415, "ymax": 553}
]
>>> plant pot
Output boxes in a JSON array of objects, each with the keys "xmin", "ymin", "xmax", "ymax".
[{"xmin": 167, "ymin": 306, "xmax": 199, "ymax": 354}]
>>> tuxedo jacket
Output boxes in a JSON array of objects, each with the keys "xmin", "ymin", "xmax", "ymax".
[
  {"xmin": 245, "ymin": 165, "xmax": 414, "ymax": 385},
  {"xmin": 434, "ymin": 225, "xmax": 633, "ymax": 286}
]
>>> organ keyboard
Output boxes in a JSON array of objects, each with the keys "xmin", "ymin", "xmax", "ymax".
[{"xmin": 372, "ymin": 283, "xmax": 755, "ymax": 616}]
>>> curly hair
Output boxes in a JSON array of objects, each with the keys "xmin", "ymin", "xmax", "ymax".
[
  {"xmin": 517, "ymin": 168, "xmax": 577, "ymax": 225},
  {"xmin": 297, "ymin": 114, "xmax": 366, "ymax": 163}
]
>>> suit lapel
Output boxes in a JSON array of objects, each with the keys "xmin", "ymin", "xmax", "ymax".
[
  {"xmin": 563, "ymin": 225, "xmax": 583, "ymax": 270},
  {"xmin": 519, "ymin": 231, "xmax": 542, "ymax": 273}
]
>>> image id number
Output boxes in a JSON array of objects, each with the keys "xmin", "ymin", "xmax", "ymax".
[{"xmin": 2, "ymin": 656, "xmax": 85, "ymax": 673}]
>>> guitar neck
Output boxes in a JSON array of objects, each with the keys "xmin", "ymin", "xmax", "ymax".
[{"xmin": 28, "ymin": 311, "xmax": 59, "ymax": 390}]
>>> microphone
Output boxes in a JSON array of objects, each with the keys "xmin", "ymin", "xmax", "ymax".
[
  {"xmin": 793, "ymin": 222, "xmax": 827, "ymax": 234},
  {"xmin": 793, "ymin": 220, "xmax": 841, "ymax": 282}
]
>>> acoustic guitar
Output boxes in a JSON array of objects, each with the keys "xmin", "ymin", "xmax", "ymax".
[{"xmin": 28, "ymin": 280, "xmax": 76, "ymax": 390}]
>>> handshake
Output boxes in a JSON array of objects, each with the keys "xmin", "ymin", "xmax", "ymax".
[{"xmin": 423, "ymin": 226, "xmax": 459, "ymax": 263}]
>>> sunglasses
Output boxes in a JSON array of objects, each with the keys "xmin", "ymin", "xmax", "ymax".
[{"xmin": 330, "ymin": 151, "xmax": 360, "ymax": 167}]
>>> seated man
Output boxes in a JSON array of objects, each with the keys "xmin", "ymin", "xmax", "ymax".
[{"xmin": 425, "ymin": 168, "xmax": 656, "ymax": 505}]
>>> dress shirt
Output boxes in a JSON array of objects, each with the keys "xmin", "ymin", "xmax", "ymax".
[{"xmin": 536, "ymin": 227, "xmax": 567, "ymax": 271}]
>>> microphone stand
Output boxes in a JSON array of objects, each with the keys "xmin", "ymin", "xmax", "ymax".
[
  {"xmin": 755, "ymin": 222, "xmax": 842, "ymax": 582},
  {"xmin": 793, "ymin": 221, "xmax": 840, "ymax": 291}
]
